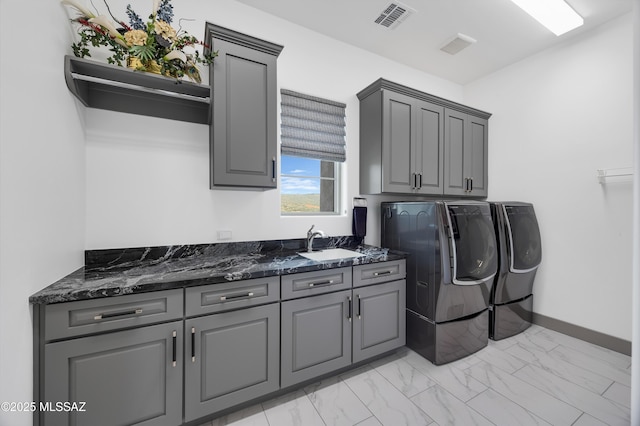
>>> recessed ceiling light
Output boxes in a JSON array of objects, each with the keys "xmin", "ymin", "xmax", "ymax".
[{"xmin": 509, "ymin": 0, "xmax": 584, "ymax": 36}]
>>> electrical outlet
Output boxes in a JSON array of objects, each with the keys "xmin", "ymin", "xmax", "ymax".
[{"xmin": 217, "ymin": 230, "xmax": 232, "ymax": 240}]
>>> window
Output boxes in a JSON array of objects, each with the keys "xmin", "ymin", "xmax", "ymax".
[
  {"xmin": 281, "ymin": 155, "xmax": 339, "ymax": 214},
  {"xmin": 280, "ymin": 89, "xmax": 346, "ymax": 215}
]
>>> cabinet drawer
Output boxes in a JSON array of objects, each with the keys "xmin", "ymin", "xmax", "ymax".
[
  {"xmin": 186, "ymin": 276, "xmax": 279, "ymax": 317},
  {"xmin": 281, "ymin": 267, "xmax": 352, "ymax": 300},
  {"xmin": 44, "ymin": 289, "xmax": 183, "ymax": 341},
  {"xmin": 353, "ymin": 260, "xmax": 406, "ymax": 288}
]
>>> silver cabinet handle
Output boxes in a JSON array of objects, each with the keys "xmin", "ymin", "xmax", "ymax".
[
  {"xmin": 347, "ymin": 297, "xmax": 352, "ymax": 322},
  {"xmin": 93, "ymin": 308, "xmax": 143, "ymax": 321},
  {"xmin": 191, "ymin": 327, "xmax": 196, "ymax": 363},
  {"xmin": 357, "ymin": 295, "xmax": 362, "ymax": 319},
  {"xmin": 220, "ymin": 292, "xmax": 254, "ymax": 301},
  {"xmin": 308, "ymin": 280, "xmax": 334, "ymax": 288},
  {"xmin": 172, "ymin": 330, "xmax": 177, "ymax": 367},
  {"xmin": 272, "ymin": 157, "xmax": 277, "ymax": 182},
  {"xmin": 373, "ymin": 270, "xmax": 392, "ymax": 277}
]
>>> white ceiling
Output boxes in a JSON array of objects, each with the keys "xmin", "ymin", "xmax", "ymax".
[{"xmin": 235, "ymin": 0, "xmax": 633, "ymax": 85}]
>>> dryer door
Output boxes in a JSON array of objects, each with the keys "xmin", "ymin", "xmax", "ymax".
[
  {"xmin": 446, "ymin": 203, "xmax": 498, "ymax": 285},
  {"xmin": 503, "ymin": 204, "xmax": 542, "ymax": 273}
]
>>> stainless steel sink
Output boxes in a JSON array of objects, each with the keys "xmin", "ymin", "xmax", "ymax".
[{"xmin": 298, "ymin": 248, "xmax": 363, "ymax": 262}]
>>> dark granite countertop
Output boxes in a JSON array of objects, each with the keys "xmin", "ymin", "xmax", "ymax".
[{"xmin": 29, "ymin": 237, "xmax": 406, "ymax": 305}]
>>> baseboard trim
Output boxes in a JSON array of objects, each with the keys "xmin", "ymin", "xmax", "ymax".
[{"xmin": 532, "ymin": 313, "xmax": 631, "ymax": 356}]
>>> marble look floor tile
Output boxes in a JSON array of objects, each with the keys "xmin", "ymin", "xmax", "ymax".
[
  {"xmin": 400, "ymin": 349, "xmax": 487, "ymax": 402},
  {"xmin": 410, "ymin": 384, "xmax": 493, "ymax": 426},
  {"xmin": 523, "ymin": 324, "xmax": 546, "ymax": 335},
  {"xmin": 537, "ymin": 329, "xmax": 631, "ymax": 369},
  {"xmin": 340, "ymin": 364, "xmax": 434, "ymax": 426},
  {"xmin": 571, "ymin": 413, "xmax": 610, "ymax": 426},
  {"xmin": 505, "ymin": 342, "xmax": 614, "ymax": 394},
  {"xmin": 354, "ymin": 416, "xmax": 383, "ymax": 426},
  {"xmin": 466, "ymin": 389, "xmax": 553, "ymax": 426},
  {"xmin": 303, "ymin": 375, "xmax": 372, "ymax": 426},
  {"xmin": 261, "ymin": 389, "xmax": 325, "ymax": 426},
  {"xmin": 513, "ymin": 364, "xmax": 630, "ymax": 426},
  {"xmin": 487, "ymin": 336, "xmax": 518, "ymax": 352},
  {"xmin": 473, "ymin": 343, "xmax": 526, "ymax": 374},
  {"xmin": 602, "ymin": 382, "xmax": 631, "ymax": 408},
  {"xmin": 370, "ymin": 354, "xmax": 436, "ymax": 397},
  {"xmin": 466, "ymin": 360, "xmax": 582, "ymax": 425},
  {"xmin": 209, "ymin": 404, "xmax": 269, "ymax": 426},
  {"xmin": 511, "ymin": 328, "xmax": 561, "ymax": 352},
  {"xmin": 549, "ymin": 344, "xmax": 631, "ymax": 387}
]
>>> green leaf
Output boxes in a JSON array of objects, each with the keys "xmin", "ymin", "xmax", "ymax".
[{"xmin": 129, "ymin": 44, "xmax": 157, "ymax": 62}]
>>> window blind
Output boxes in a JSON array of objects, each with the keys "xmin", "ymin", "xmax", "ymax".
[{"xmin": 280, "ymin": 89, "xmax": 346, "ymax": 162}]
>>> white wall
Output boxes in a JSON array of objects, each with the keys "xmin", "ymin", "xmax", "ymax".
[
  {"xmin": 0, "ymin": 1, "xmax": 86, "ymax": 425},
  {"xmin": 84, "ymin": 0, "xmax": 464, "ymax": 249},
  {"xmin": 465, "ymin": 14, "xmax": 634, "ymax": 341}
]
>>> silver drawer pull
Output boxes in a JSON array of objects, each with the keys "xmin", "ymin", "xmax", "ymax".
[
  {"xmin": 93, "ymin": 308, "xmax": 143, "ymax": 321},
  {"xmin": 309, "ymin": 280, "xmax": 334, "ymax": 288},
  {"xmin": 373, "ymin": 270, "xmax": 392, "ymax": 277},
  {"xmin": 220, "ymin": 292, "xmax": 254, "ymax": 301}
]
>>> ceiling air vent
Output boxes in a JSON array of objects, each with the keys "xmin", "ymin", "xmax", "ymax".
[
  {"xmin": 440, "ymin": 33, "xmax": 477, "ymax": 55},
  {"xmin": 374, "ymin": 2, "xmax": 416, "ymax": 30}
]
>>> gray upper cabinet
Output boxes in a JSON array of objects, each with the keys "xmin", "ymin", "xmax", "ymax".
[
  {"xmin": 205, "ymin": 23, "xmax": 283, "ymax": 189},
  {"xmin": 357, "ymin": 79, "xmax": 490, "ymax": 197},
  {"xmin": 444, "ymin": 109, "xmax": 488, "ymax": 197},
  {"xmin": 359, "ymin": 88, "xmax": 444, "ymax": 195}
]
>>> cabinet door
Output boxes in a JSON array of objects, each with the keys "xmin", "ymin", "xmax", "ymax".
[
  {"xmin": 444, "ymin": 109, "xmax": 488, "ymax": 197},
  {"xmin": 44, "ymin": 321, "xmax": 182, "ymax": 426},
  {"xmin": 353, "ymin": 280, "xmax": 406, "ymax": 363},
  {"xmin": 414, "ymin": 101, "xmax": 444, "ymax": 195},
  {"xmin": 467, "ymin": 115, "xmax": 488, "ymax": 197},
  {"xmin": 211, "ymin": 38, "xmax": 278, "ymax": 188},
  {"xmin": 444, "ymin": 108, "xmax": 468, "ymax": 196},
  {"xmin": 381, "ymin": 91, "xmax": 415, "ymax": 193},
  {"xmin": 184, "ymin": 303, "xmax": 279, "ymax": 422},
  {"xmin": 281, "ymin": 290, "xmax": 352, "ymax": 388}
]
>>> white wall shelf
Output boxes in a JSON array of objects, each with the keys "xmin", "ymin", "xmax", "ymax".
[{"xmin": 596, "ymin": 167, "xmax": 634, "ymax": 184}]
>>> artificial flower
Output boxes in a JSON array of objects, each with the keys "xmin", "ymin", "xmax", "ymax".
[
  {"xmin": 62, "ymin": 0, "xmax": 217, "ymax": 80},
  {"xmin": 124, "ymin": 30, "xmax": 148, "ymax": 47},
  {"xmin": 155, "ymin": 20, "xmax": 176, "ymax": 42},
  {"xmin": 61, "ymin": 0, "xmax": 95, "ymax": 19},
  {"xmin": 164, "ymin": 50, "xmax": 187, "ymax": 62}
]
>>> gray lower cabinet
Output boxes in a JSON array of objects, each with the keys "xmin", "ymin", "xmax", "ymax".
[
  {"xmin": 205, "ymin": 23, "xmax": 284, "ymax": 189},
  {"xmin": 281, "ymin": 289, "xmax": 353, "ymax": 388},
  {"xmin": 353, "ymin": 280, "xmax": 406, "ymax": 363},
  {"xmin": 184, "ymin": 302, "xmax": 280, "ymax": 422},
  {"xmin": 444, "ymin": 108, "xmax": 488, "ymax": 197},
  {"xmin": 43, "ymin": 320, "xmax": 183, "ymax": 426},
  {"xmin": 281, "ymin": 261, "xmax": 406, "ymax": 388},
  {"xmin": 36, "ymin": 261, "xmax": 405, "ymax": 425}
]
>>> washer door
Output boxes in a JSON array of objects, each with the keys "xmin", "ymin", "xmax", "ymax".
[
  {"xmin": 447, "ymin": 203, "xmax": 498, "ymax": 285},
  {"xmin": 503, "ymin": 204, "xmax": 542, "ymax": 273}
]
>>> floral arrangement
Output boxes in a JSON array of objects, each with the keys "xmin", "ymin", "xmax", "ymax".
[{"xmin": 61, "ymin": 0, "xmax": 217, "ymax": 83}]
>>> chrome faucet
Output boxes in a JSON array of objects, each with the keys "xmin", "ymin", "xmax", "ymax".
[{"xmin": 306, "ymin": 225, "xmax": 326, "ymax": 252}]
